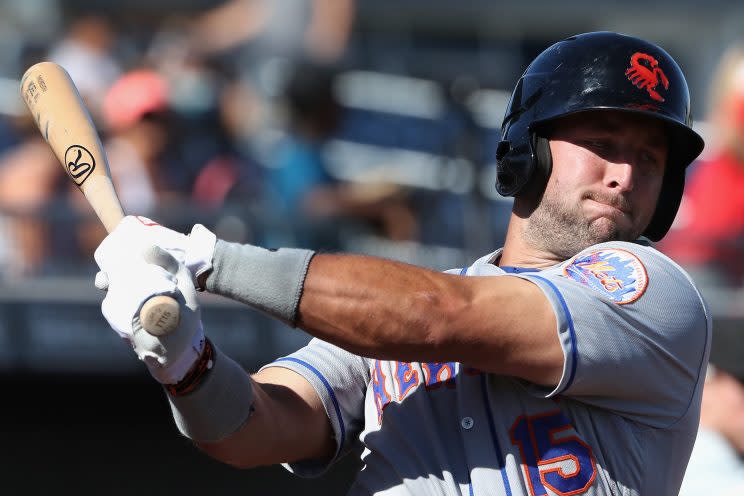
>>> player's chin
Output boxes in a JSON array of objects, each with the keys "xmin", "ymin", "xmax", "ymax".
[{"xmin": 587, "ymin": 217, "xmax": 636, "ymax": 243}]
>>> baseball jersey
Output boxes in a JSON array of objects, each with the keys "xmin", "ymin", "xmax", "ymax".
[{"xmin": 263, "ymin": 240, "xmax": 711, "ymax": 495}]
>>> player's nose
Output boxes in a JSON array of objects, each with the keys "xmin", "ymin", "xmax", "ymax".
[{"xmin": 603, "ymin": 159, "xmax": 635, "ymax": 193}]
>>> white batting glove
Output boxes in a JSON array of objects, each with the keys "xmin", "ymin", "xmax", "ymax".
[
  {"xmin": 105, "ymin": 216, "xmax": 217, "ymax": 288},
  {"xmin": 95, "ymin": 241, "xmax": 206, "ymax": 385}
]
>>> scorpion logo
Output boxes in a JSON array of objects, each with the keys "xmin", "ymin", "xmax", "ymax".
[{"xmin": 625, "ymin": 52, "xmax": 669, "ymax": 102}]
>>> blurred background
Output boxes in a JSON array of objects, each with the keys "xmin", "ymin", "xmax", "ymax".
[{"xmin": 1, "ymin": 0, "xmax": 744, "ymax": 494}]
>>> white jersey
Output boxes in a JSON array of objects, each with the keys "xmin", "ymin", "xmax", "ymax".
[{"xmin": 263, "ymin": 241, "xmax": 711, "ymax": 495}]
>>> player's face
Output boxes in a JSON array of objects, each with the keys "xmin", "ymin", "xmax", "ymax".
[{"xmin": 525, "ymin": 111, "xmax": 668, "ymax": 258}]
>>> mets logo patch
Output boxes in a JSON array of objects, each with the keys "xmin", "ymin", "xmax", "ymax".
[{"xmin": 563, "ymin": 248, "xmax": 648, "ymax": 304}]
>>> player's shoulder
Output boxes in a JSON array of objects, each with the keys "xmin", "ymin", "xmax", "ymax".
[
  {"xmin": 551, "ymin": 239, "xmax": 703, "ymax": 306},
  {"xmin": 571, "ymin": 239, "xmax": 685, "ymax": 275}
]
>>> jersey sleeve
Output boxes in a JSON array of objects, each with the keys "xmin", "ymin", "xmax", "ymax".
[
  {"xmin": 260, "ymin": 338, "xmax": 370, "ymax": 477},
  {"xmin": 512, "ymin": 242, "xmax": 711, "ymax": 428}
]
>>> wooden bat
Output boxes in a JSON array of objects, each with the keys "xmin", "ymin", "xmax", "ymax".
[{"xmin": 20, "ymin": 62, "xmax": 179, "ymax": 337}]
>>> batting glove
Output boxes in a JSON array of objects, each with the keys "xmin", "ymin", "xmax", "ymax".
[
  {"xmin": 95, "ymin": 240, "xmax": 206, "ymax": 385},
  {"xmin": 106, "ymin": 216, "xmax": 217, "ymax": 289}
]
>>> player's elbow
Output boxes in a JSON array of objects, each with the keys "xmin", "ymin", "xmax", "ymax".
[{"xmin": 196, "ymin": 439, "xmax": 259, "ymax": 470}]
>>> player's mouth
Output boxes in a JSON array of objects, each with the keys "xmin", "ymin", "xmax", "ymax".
[{"xmin": 584, "ymin": 194, "xmax": 633, "ymax": 220}]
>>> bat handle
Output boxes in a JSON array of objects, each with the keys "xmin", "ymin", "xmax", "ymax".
[{"xmin": 140, "ymin": 295, "xmax": 180, "ymax": 336}]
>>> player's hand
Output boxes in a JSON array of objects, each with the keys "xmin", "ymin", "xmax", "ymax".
[
  {"xmin": 108, "ymin": 216, "xmax": 217, "ymax": 288},
  {"xmin": 95, "ymin": 240, "xmax": 206, "ymax": 385}
]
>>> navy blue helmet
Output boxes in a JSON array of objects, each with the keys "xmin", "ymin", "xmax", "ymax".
[{"xmin": 495, "ymin": 31, "xmax": 705, "ymax": 241}]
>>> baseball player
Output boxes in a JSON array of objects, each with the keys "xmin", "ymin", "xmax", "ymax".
[{"xmin": 94, "ymin": 32, "xmax": 711, "ymax": 495}]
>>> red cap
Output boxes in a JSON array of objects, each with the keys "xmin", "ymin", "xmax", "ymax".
[{"xmin": 103, "ymin": 69, "xmax": 169, "ymax": 130}]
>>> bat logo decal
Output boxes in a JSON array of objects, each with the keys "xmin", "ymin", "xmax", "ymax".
[{"xmin": 64, "ymin": 145, "xmax": 96, "ymax": 185}]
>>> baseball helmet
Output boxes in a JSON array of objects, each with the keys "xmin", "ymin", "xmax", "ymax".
[{"xmin": 495, "ymin": 31, "xmax": 705, "ymax": 241}]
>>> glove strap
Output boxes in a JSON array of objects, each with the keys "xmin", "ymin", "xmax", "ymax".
[
  {"xmin": 186, "ymin": 224, "xmax": 217, "ymax": 291},
  {"xmin": 166, "ymin": 339, "xmax": 215, "ymax": 397}
]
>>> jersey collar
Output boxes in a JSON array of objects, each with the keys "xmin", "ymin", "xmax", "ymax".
[{"xmin": 482, "ymin": 248, "xmax": 544, "ymax": 273}]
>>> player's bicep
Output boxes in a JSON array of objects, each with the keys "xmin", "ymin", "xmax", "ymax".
[
  {"xmin": 260, "ymin": 338, "xmax": 369, "ymax": 476},
  {"xmin": 447, "ymin": 275, "xmax": 565, "ymax": 387},
  {"xmin": 253, "ymin": 367, "xmax": 336, "ymax": 460}
]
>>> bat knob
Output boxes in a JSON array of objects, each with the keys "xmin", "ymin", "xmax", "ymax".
[{"xmin": 139, "ymin": 295, "xmax": 180, "ymax": 336}]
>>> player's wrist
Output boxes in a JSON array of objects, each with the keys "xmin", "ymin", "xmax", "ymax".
[
  {"xmin": 205, "ymin": 240, "xmax": 315, "ymax": 326},
  {"xmin": 143, "ymin": 326, "xmax": 206, "ymax": 385},
  {"xmin": 164, "ymin": 338, "xmax": 214, "ymax": 394}
]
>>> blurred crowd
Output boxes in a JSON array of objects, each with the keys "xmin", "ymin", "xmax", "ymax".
[
  {"xmin": 0, "ymin": 1, "xmax": 474, "ymax": 279},
  {"xmin": 660, "ymin": 44, "xmax": 744, "ymax": 292},
  {"xmin": 672, "ymin": 43, "xmax": 744, "ymax": 495},
  {"xmin": 2, "ymin": 3, "xmax": 740, "ymax": 289},
  {"xmin": 2, "ymin": 2, "xmax": 744, "ymax": 492}
]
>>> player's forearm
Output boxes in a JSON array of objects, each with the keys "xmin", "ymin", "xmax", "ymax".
[
  {"xmin": 205, "ymin": 239, "xmax": 487, "ymax": 362},
  {"xmin": 168, "ymin": 346, "xmax": 333, "ymax": 469},
  {"xmin": 298, "ymin": 253, "xmax": 470, "ymax": 361},
  {"xmin": 195, "ymin": 369, "xmax": 335, "ymax": 469},
  {"xmin": 204, "ymin": 240, "xmax": 462, "ymax": 360}
]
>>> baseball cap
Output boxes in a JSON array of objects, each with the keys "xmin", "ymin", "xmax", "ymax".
[{"xmin": 102, "ymin": 69, "xmax": 169, "ymax": 131}]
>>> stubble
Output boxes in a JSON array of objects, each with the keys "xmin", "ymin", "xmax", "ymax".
[{"xmin": 522, "ymin": 187, "xmax": 635, "ymax": 259}]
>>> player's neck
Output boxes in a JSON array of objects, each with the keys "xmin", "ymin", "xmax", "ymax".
[{"xmin": 498, "ymin": 213, "xmax": 563, "ymax": 269}]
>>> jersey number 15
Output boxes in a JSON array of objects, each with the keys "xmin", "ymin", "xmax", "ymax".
[{"xmin": 510, "ymin": 410, "xmax": 597, "ymax": 495}]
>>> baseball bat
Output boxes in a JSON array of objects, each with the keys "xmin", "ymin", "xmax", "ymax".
[{"xmin": 20, "ymin": 61, "xmax": 179, "ymax": 337}]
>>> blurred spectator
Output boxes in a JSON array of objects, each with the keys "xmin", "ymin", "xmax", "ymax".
[
  {"xmin": 143, "ymin": 25, "xmax": 267, "ymax": 241},
  {"xmin": 680, "ymin": 320, "xmax": 744, "ymax": 495},
  {"xmin": 0, "ymin": 113, "xmax": 64, "ymax": 278},
  {"xmin": 47, "ymin": 14, "xmax": 122, "ymax": 120},
  {"xmin": 679, "ymin": 367, "xmax": 744, "ymax": 495},
  {"xmin": 263, "ymin": 61, "xmax": 417, "ymax": 249},
  {"xmin": 659, "ymin": 45, "xmax": 744, "ymax": 288},
  {"xmin": 190, "ymin": 77, "xmax": 265, "ymax": 211},
  {"xmin": 0, "ymin": 0, "xmax": 62, "ymax": 79},
  {"xmin": 101, "ymin": 68, "xmax": 173, "ymax": 214},
  {"xmin": 186, "ymin": 0, "xmax": 355, "ymax": 143},
  {"xmin": 190, "ymin": 0, "xmax": 355, "ymax": 63},
  {"xmin": 185, "ymin": 68, "xmax": 268, "ymax": 245}
]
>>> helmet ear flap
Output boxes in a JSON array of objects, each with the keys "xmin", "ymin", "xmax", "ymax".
[
  {"xmin": 495, "ymin": 133, "xmax": 553, "ymax": 197},
  {"xmin": 513, "ymin": 133, "xmax": 553, "ymax": 198},
  {"xmin": 495, "ymin": 140, "xmax": 517, "ymax": 195},
  {"xmin": 644, "ymin": 163, "xmax": 685, "ymax": 241},
  {"xmin": 534, "ymin": 134, "xmax": 552, "ymax": 185}
]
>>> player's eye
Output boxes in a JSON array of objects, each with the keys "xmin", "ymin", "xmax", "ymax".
[
  {"xmin": 582, "ymin": 139, "xmax": 609, "ymax": 151},
  {"xmin": 639, "ymin": 149, "xmax": 663, "ymax": 168}
]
